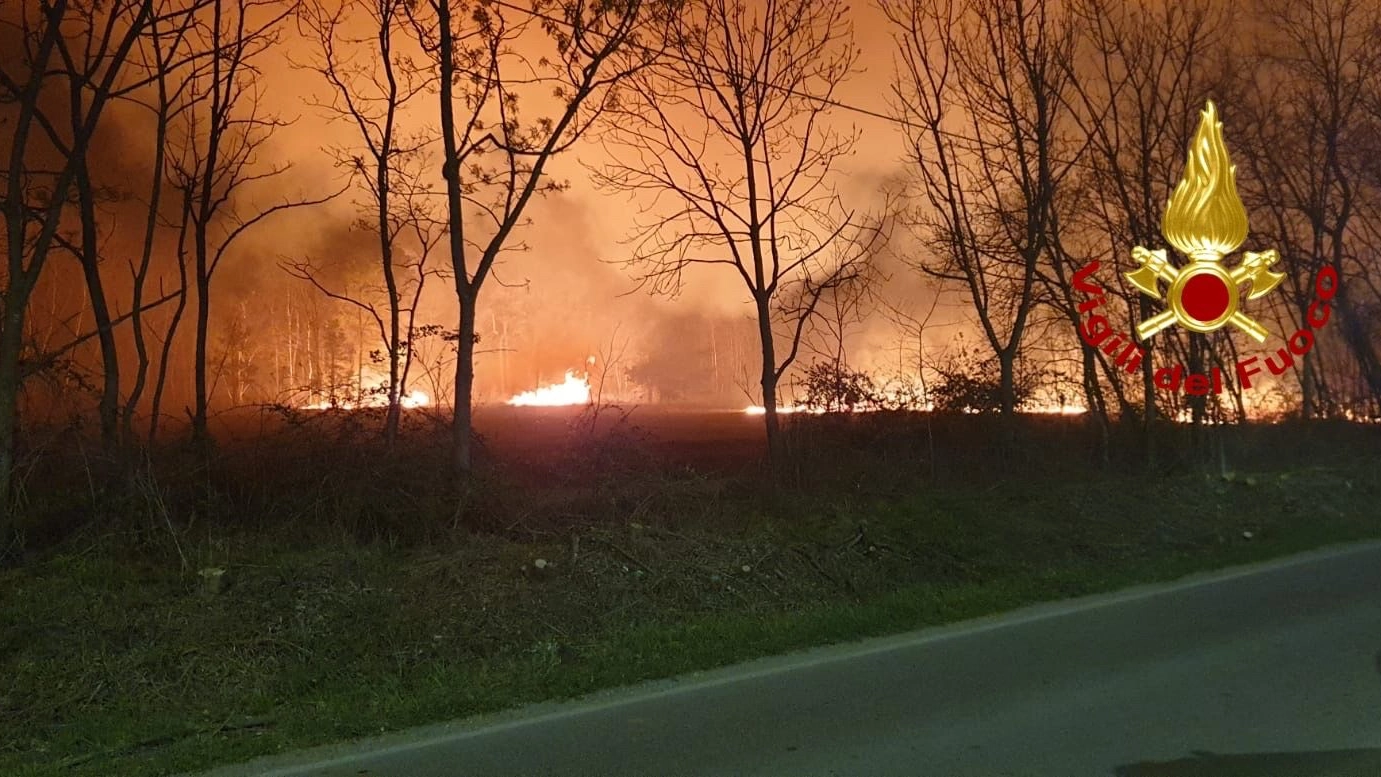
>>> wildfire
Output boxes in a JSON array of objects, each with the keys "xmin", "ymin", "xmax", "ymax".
[
  {"xmin": 1025, "ymin": 404, "xmax": 1087, "ymax": 415},
  {"xmin": 742, "ymin": 402, "xmax": 1087, "ymax": 416},
  {"xmin": 299, "ymin": 367, "xmax": 430, "ymax": 410},
  {"xmin": 507, "ymin": 371, "xmax": 592, "ymax": 407},
  {"xmin": 743, "ymin": 405, "xmax": 827, "ymax": 415},
  {"xmin": 301, "ymin": 387, "xmax": 430, "ymax": 411}
]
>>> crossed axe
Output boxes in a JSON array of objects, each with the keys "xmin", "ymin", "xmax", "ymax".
[{"xmin": 1125, "ymin": 247, "xmax": 1285, "ymax": 343}]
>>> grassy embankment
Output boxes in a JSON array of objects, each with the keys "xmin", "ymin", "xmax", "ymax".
[{"xmin": 3, "ymin": 410, "xmax": 1379, "ymax": 777}]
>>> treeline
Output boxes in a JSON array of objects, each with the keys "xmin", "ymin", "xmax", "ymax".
[
  {"xmin": 878, "ymin": 0, "xmax": 1381, "ymax": 438},
  {"xmin": 1, "ymin": 0, "xmax": 1379, "ymax": 548},
  {"xmin": 0, "ymin": 0, "xmax": 672, "ymax": 545}
]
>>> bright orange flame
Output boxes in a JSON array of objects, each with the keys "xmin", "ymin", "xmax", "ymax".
[
  {"xmin": 300, "ymin": 367, "xmax": 430, "ymax": 410},
  {"xmin": 301, "ymin": 388, "xmax": 430, "ymax": 410},
  {"xmin": 400, "ymin": 390, "xmax": 430, "ymax": 409},
  {"xmin": 1023, "ymin": 404, "xmax": 1087, "ymax": 415},
  {"xmin": 741, "ymin": 402, "xmax": 1086, "ymax": 416},
  {"xmin": 507, "ymin": 371, "xmax": 591, "ymax": 407},
  {"xmin": 743, "ymin": 405, "xmax": 827, "ymax": 415}
]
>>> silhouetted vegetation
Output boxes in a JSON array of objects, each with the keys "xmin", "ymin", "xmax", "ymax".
[{"xmin": 5, "ymin": 0, "xmax": 1381, "ymax": 773}]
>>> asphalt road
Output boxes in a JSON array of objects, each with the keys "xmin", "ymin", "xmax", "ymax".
[{"xmin": 202, "ymin": 540, "xmax": 1381, "ymax": 777}]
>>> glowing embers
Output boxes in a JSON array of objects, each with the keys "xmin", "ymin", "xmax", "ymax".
[{"xmin": 507, "ymin": 371, "xmax": 592, "ymax": 407}]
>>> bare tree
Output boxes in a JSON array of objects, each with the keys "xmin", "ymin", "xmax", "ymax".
[
  {"xmin": 595, "ymin": 0, "xmax": 887, "ymax": 465},
  {"xmin": 407, "ymin": 0, "xmax": 665, "ymax": 476},
  {"xmin": 0, "ymin": 0, "xmax": 173, "ymax": 538},
  {"xmin": 147, "ymin": 182, "xmax": 192, "ymax": 444},
  {"xmin": 121, "ymin": 0, "xmax": 210, "ymax": 446},
  {"xmin": 164, "ymin": 0, "xmax": 338, "ymax": 448},
  {"xmin": 1234, "ymin": 0, "xmax": 1381, "ymax": 418},
  {"xmin": 294, "ymin": 0, "xmax": 440, "ymax": 450},
  {"xmin": 54, "ymin": 0, "xmax": 234, "ymax": 458},
  {"xmin": 883, "ymin": 0, "xmax": 1076, "ymax": 424},
  {"xmin": 1059, "ymin": 0, "xmax": 1223, "ymax": 456},
  {"xmin": 61, "ymin": 97, "xmax": 123, "ymax": 455},
  {"xmin": 802, "ymin": 262, "xmax": 881, "ymax": 371}
]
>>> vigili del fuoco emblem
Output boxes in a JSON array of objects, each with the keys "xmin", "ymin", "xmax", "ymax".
[{"xmin": 1125, "ymin": 100, "xmax": 1284, "ymax": 343}]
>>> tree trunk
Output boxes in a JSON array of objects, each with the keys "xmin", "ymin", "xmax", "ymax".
[
  {"xmin": 998, "ymin": 350, "xmax": 1018, "ymax": 451},
  {"xmin": 372, "ymin": 61, "xmax": 402, "ymax": 445},
  {"xmin": 382, "ymin": 212, "xmax": 401, "ymax": 452},
  {"xmin": 149, "ymin": 221, "xmax": 189, "ymax": 445},
  {"xmin": 125, "ymin": 230, "xmax": 156, "ymax": 446},
  {"xmin": 755, "ymin": 295, "xmax": 782, "ymax": 466},
  {"xmin": 452, "ymin": 296, "xmax": 477, "ymax": 476},
  {"xmin": 191, "ymin": 0, "xmax": 223, "ymax": 448},
  {"xmin": 1283, "ymin": 294, "xmax": 1312, "ymax": 418},
  {"xmin": 75, "ymin": 160, "xmax": 120, "ymax": 454},
  {"xmin": 1141, "ymin": 303, "xmax": 1157, "ymax": 469},
  {"xmin": 998, "ymin": 351, "xmax": 1016, "ymax": 418},
  {"xmin": 124, "ymin": 40, "xmax": 169, "ymax": 447},
  {"xmin": 437, "ymin": 0, "xmax": 470, "ymax": 478},
  {"xmin": 1187, "ymin": 333, "xmax": 1207, "ymax": 463},
  {"xmin": 83, "ymin": 266, "xmax": 120, "ymax": 454},
  {"xmin": 192, "ymin": 220, "xmax": 211, "ymax": 446},
  {"xmin": 0, "ymin": 302, "xmax": 27, "ymax": 549},
  {"xmin": 761, "ymin": 376, "xmax": 781, "ymax": 464},
  {"xmin": 1081, "ymin": 345, "xmax": 1109, "ymax": 466},
  {"xmin": 384, "ymin": 381, "xmax": 402, "ymax": 449}
]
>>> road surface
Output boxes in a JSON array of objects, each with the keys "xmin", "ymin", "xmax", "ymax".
[{"xmin": 199, "ymin": 540, "xmax": 1381, "ymax": 777}]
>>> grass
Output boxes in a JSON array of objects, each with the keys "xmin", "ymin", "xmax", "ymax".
[{"xmin": 3, "ymin": 412, "xmax": 1380, "ymax": 776}]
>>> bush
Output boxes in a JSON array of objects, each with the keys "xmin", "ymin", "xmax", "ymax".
[
  {"xmin": 929, "ymin": 348, "xmax": 1036, "ymax": 414},
  {"xmin": 800, "ymin": 361, "xmax": 878, "ymax": 412}
]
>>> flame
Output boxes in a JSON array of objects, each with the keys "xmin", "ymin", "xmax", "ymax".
[
  {"xmin": 507, "ymin": 371, "xmax": 591, "ymax": 406},
  {"xmin": 1343, "ymin": 408, "xmax": 1381, "ymax": 424},
  {"xmin": 741, "ymin": 402, "xmax": 1086, "ymax": 416},
  {"xmin": 743, "ymin": 405, "xmax": 827, "ymax": 415},
  {"xmin": 1025, "ymin": 404, "xmax": 1087, "ymax": 415},
  {"xmin": 1162, "ymin": 100, "xmax": 1249, "ymax": 259},
  {"xmin": 299, "ymin": 386, "xmax": 428, "ymax": 411},
  {"xmin": 300, "ymin": 368, "xmax": 430, "ymax": 410},
  {"xmin": 301, "ymin": 388, "xmax": 430, "ymax": 410}
]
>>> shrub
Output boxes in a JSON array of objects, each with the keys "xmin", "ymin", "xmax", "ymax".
[{"xmin": 800, "ymin": 361, "xmax": 878, "ymax": 412}]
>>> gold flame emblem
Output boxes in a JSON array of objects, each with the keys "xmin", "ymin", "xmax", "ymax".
[{"xmin": 1126, "ymin": 100, "xmax": 1284, "ymax": 342}]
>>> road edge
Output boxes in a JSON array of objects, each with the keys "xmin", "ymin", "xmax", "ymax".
[{"xmin": 191, "ymin": 537, "xmax": 1381, "ymax": 777}]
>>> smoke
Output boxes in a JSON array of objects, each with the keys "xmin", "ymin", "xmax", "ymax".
[{"xmin": 4, "ymin": 0, "xmax": 924, "ymax": 420}]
